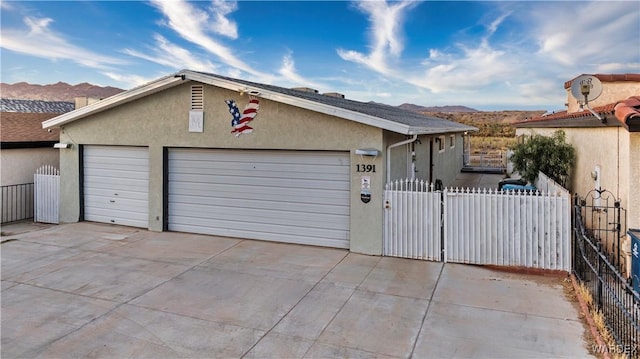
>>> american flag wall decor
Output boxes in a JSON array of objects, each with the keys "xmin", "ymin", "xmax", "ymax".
[{"xmin": 225, "ymin": 96, "xmax": 260, "ymax": 137}]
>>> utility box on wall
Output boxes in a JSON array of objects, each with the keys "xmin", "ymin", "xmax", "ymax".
[{"xmin": 630, "ymin": 229, "xmax": 640, "ymax": 294}]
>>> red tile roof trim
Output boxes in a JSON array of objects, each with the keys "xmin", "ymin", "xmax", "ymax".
[
  {"xmin": 564, "ymin": 73, "xmax": 640, "ymax": 89},
  {"xmin": 614, "ymin": 96, "xmax": 640, "ymax": 131},
  {"xmin": 515, "ymin": 103, "xmax": 615, "ymax": 124}
]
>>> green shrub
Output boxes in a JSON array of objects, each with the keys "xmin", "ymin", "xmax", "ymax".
[{"xmin": 510, "ymin": 130, "xmax": 575, "ymax": 186}]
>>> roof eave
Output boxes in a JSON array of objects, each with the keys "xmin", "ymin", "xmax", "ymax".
[
  {"xmin": 182, "ymin": 70, "xmax": 474, "ymax": 135},
  {"xmin": 42, "ymin": 75, "xmax": 185, "ymax": 129}
]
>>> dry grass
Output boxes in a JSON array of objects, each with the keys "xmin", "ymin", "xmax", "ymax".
[
  {"xmin": 575, "ymin": 281, "xmax": 630, "ymax": 359},
  {"xmin": 468, "ymin": 136, "xmax": 517, "ymax": 153}
]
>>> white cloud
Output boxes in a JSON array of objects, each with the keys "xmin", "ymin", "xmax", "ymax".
[
  {"xmin": 102, "ymin": 71, "xmax": 159, "ymax": 89},
  {"xmin": 123, "ymin": 34, "xmax": 217, "ymax": 72},
  {"xmin": 1, "ymin": 16, "xmax": 127, "ymax": 70},
  {"xmin": 149, "ymin": 0, "xmax": 272, "ymax": 81},
  {"xmin": 337, "ymin": 0, "xmax": 416, "ymax": 75},
  {"xmin": 530, "ymin": 1, "xmax": 640, "ymax": 69},
  {"xmin": 277, "ymin": 52, "xmax": 324, "ymax": 89},
  {"xmin": 208, "ymin": 0, "xmax": 238, "ymax": 39}
]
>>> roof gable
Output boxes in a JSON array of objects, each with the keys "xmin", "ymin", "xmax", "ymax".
[{"xmin": 43, "ymin": 70, "xmax": 476, "ymax": 135}]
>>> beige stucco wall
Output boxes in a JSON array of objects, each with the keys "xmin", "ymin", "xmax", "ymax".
[
  {"xmin": 515, "ymin": 127, "xmax": 633, "ymax": 226},
  {"xmin": 386, "ymin": 132, "xmax": 464, "ymax": 186},
  {"xmin": 566, "ymin": 81, "xmax": 639, "ymax": 113},
  {"xmin": 1, "ymin": 148, "xmax": 59, "ymax": 186},
  {"xmin": 628, "ymin": 133, "xmax": 640, "ymax": 230},
  {"xmin": 58, "ymin": 81, "xmax": 389, "ymax": 255}
]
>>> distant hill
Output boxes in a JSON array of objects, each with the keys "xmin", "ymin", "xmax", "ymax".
[
  {"xmin": 421, "ymin": 110, "xmax": 547, "ymax": 137},
  {"xmin": 0, "ymin": 81, "xmax": 125, "ymax": 102},
  {"xmin": 398, "ymin": 103, "xmax": 478, "ymax": 113}
]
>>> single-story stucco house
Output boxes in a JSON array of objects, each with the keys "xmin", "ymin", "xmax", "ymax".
[
  {"xmin": 43, "ymin": 70, "xmax": 476, "ymax": 255},
  {"xmin": 0, "ymin": 99, "xmax": 74, "ymax": 187}
]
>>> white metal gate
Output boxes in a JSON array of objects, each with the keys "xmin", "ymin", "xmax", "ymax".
[
  {"xmin": 384, "ymin": 179, "xmax": 571, "ymax": 272},
  {"xmin": 383, "ymin": 179, "xmax": 441, "ymax": 260},
  {"xmin": 34, "ymin": 165, "xmax": 59, "ymax": 224}
]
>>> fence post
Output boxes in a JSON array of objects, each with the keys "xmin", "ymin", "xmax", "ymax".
[{"xmin": 596, "ymin": 241, "xmax": 603, "ymax": 309}]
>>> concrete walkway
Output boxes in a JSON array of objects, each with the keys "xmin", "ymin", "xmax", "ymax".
[
  {"xmin": 2, "ymin": 222, "xmax": 592, "ymax": 358},
  {"xmin": 450, "ymin": 172, "xmax": 505, "ymax": 190}
]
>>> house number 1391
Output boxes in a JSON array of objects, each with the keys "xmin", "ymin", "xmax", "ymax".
[{"xmin": 356, "ymin": 164, "xmax": 376, "ymax": 173}]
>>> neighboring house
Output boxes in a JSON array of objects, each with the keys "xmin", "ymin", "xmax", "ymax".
[
  {"xmin": 42, "ymin": 70, "xmax": 476, "ymax": 255},
  {"xmin": 0, "ymin": 99, "xmax": 74, "ymax": 186},
  {"xmin": 514, "ymin": 73, "xmax": 640, "ymax": 272}
]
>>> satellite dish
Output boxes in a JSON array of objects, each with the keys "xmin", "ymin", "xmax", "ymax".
[{"xmin": 570, "ymin": 75, "xmax": 603, "ymax": 104}]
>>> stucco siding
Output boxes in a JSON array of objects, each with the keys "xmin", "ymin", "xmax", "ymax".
[
  {"xmin": 628, "ymin": 133, "xmax": 640, "ymax": 230},
  {"xmin": 384, "ymin": 132, "xmax": 464, "ymax": 186},
  {"xmin": 1, "ymin": 148, "xmax": 59, "ymax": 186},
  {"xmin": 515, "ymin": 127, "xmax": 630, "ymax": 213},
  {"xmin": 566, "ymin": 82, "xmax": 639, "ymax": 113},
  {"xmin": 58, "ymin": 82, "xmax": 386, "ymax": 255}
]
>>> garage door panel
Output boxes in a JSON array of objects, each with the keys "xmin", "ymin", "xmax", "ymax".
[
  {"xmin": 169, "ymin": 195, "xmax": 350, "ymax": 216},
  {"xmin": 168, "ymin": 182, "xmax": 350, "ymax": 205},
  {"xmin": 83, "ymin": 212, "xmax": 148, "ymax": 228},
  {"xmin": 84, "ymin": 158, "xmax": 149, "ymax": 170},
  {"xmin": 84, "ymin": 145, "xmax": 149, "ymax": 228},
  {"xmin": 169, "ymin": 202, "xmax": 349, "ymax": 230},
  {"xmin": 168, "ymin": 149, "xmax": 350, "ymax": 247},
  {"xmin": 170, "ymin": 223, "xmax": 349, "ymax": 248},
  {"xmin": 83, "ymin": 188, "xmax": 148, "ymax": 201},
  {"xmin": 85, "ymin": 197, "xmax": 148, "ymax": 211},
  {"xmin": 170, "ymin": 173, "xmax": 349, "ymax": 191},
  {"xmin": 84, "ymin": 177, "xmax": 149, "ymax": 193},
  {"xmin": 85, "ymin": 168, "xmax": 149, "ymax": 180},
  {"xmin": 169, "ymin": 216, "xmax": 349, "ymax": 242},
  {"xmin": 170, "ymin": 149, "xmax": 349, "ymax": 165},
  {"xmin": 170, "ymin": 160, "xmax": 349, "ymax": 176}
]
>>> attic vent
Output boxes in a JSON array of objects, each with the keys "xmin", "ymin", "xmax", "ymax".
[
  {"xmin": 323, "ymin": 92, "xmax": 345, "ymax": 99},
  {"xmin": 291, "ymin": 87, "xmax": 319, "ymax": 94},
  {"xmin": 191, "ymin": 85, "xmax": 204, "ymax": 110}
]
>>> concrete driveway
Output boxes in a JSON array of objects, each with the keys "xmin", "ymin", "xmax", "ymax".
[{"xmin": 1, "ymin": 222, "xmax": 592, "ymax": 358}]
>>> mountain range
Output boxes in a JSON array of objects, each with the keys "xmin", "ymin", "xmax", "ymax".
[
  {"xmin": 1, "ymin": 81, "xmax": 483, "ymax": 113},
  {"xmin": 0, "ymin": 81, "xmax": 125, "ymax": 102}
]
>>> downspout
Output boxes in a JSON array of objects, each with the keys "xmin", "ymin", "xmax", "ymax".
[
  {"xmin": 386, "ymin": 134, "xmax": 418, "ymax": 184},
  {"xmin": 429, "ymin": 137, "xmax": 434, "ymax": 183}
]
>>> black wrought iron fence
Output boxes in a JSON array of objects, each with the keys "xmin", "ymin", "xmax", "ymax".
[
  {"xmin": 574, "ymin": 195, "xmax": 639, "ymax": 357},
  {"xmin": 1, "ymin": 183, "xmax": 34, "ymax": 223}
]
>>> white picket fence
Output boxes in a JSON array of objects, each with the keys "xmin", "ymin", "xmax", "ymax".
[
  {"xmin": 34, "ymin": 165, "xmax": 60, "ymax": 224},
  {"xmin": 384, "ymin": 179, "xmax": 571, "ymax": 272}
]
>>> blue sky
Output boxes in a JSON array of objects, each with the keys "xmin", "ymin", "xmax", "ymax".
[{"xmin": 1, "ymin": 1, "xmax": 639, "ymax": 111}]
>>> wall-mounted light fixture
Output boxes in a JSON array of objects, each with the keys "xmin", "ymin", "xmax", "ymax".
[
  {"xmin": 355, "ymin": 148, "xmax": 380, "ymax": 156},
  {"xmin": 53, "ymin": 143, "xmax": 72, "ymax": 149},
  {"xmin": 591, "ymin": 170, "xmax": 598, "ymax": 180}
]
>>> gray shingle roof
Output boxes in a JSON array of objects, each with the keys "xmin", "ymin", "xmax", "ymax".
[
  {"xmin": 190, "ymin": 71, "xmax": 476, "ymax": 132},
  {"xmin": 1, "ymin": 99, "xmax": 75, "ymax": 114}
]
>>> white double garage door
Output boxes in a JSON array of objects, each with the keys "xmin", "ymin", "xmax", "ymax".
[{"xmin": 84, "ymin": 146, "xmax": 350, "ymax": 248}]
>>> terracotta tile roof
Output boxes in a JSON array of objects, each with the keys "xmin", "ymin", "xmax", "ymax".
[
  {"xmin": 1, "ymin": 112, "xmax": 61, "ymax": 142},
  {"xmin": 564, "ymin": 73, "xmax": 640, "ymax": 89},
  {"xmin": 514, "ymin": 103, "xmax": 616, "ymax": 125},
  {"xmin": 614, "ymin": 96, "xmax": 640, "ymax": 132}
]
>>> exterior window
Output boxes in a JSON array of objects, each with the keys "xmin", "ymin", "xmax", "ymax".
[
  {"xmin": 438, "ymin": 136, "xmax": 445, "ymax": 152},
  {"xmin": 449, "ymin": 135, "xmax": 455, "ymax": 149}
]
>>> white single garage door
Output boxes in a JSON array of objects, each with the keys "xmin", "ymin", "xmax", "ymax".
[
  {"xmin": 83, "ymin": 145, "xmax": 149, "ymax": 228},
  {"xmin": 168, "ymin": 149, "xmax": 350, "ymax": 248}
]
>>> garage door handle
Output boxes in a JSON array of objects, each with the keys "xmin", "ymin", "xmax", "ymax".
[{"xmin": 109, "ymin": 200, "xmax": 116, "ymax": 203}]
